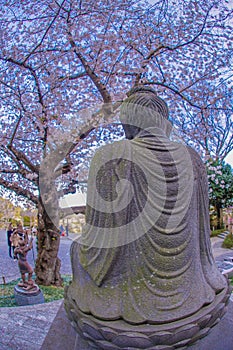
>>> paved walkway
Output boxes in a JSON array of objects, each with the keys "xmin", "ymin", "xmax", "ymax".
[
  {"xmin": 0, "ymin": 232, "xmax": 232, "ymax": 350},
  {"xmin": 211, "ymin": 236, "xmax": 233, "ymax": 260},
  {"xmin": 0, "ymin": 300, "xmax": 63, "ymax": 350}
]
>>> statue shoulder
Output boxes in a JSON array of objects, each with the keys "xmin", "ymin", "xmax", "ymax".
[
  {"xmin": 92, "ymin": 140, "xmax": 129, "ymax": 160},
  {"xmin": 186, "ymin": 145, "xmax": 203, "ymax": 163},
  {"xmin": 185, "ymin": 145, "xmax": 207, "ymax": 177}
]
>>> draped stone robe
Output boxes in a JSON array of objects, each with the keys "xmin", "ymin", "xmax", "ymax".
[{"xmin": 67, "ymin": 116, "xmax": 227, "ymax": 325}]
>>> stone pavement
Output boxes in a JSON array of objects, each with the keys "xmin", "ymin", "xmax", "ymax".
[
  {"xmin": 211, "ymin": 236, "xmax": 233, "ymax": 261},
  {"xmin": 0, "ymin": 232, "xmax": 232, "ymax": 350},
  {"xmin": 0, "ymin": 300, "xmax": 63, "ymax": 350}
]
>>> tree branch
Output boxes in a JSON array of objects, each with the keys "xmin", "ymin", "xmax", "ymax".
[
  {"xmin": 0, "ymin": 178, "xmax": 38, "ymax": 204},
  {"xmin": 132, "ymin": 4, "xmax": 214, "ymax": 86},
  {"xmin": 67, "ymin": 31, "xmax": 112, "ymax": 103},
  {"xmin": 22, "ymin": 0, "xmax": 66, "ymax": 64},
  {"xmin": 58, "ymin": 71, "xmax": 87, "ymax": 81},
  {"xmin": 145, "ymin": 80, "xmax": 202, "ymax": 109},
  {"xmin": 8, "ymin": 112, "xmax": 23, "ymax": 147},
  {"xmin": 7, "ymin": 145, "xmax": 38, "ymax": 173},
  {"xmin": 1, "ymin": 168, "xmax": 38, "ymax": 184}
]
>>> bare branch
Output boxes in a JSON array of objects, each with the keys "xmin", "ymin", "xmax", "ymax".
[
  {"xmin": 8, "ymin": 112, "xmax": 23, "ymax": 147},
  {"xmin": 0, "ymin": 167, "xmax": 38, "ymax": 184},
  {"xmin": 0, "ymin": 177, "xmax": 38, "ymax": 204},
  {"xmin": 7, "ymin": 145, "xmax": 38, "ymax": 173},
  {"xmin": 58, "ymin": 71, "xmax": 87, "ymax": 81},
  {"xmin": 68, "ymin": 32, "xmax": 112, "ymax": 103},
  {"xmin": 22, "ymin": 0, "xmax": 66, "ymax": 64},
  {"xmin": 145, "ymin": 80, "xmax": 202, "ymax": 109}
]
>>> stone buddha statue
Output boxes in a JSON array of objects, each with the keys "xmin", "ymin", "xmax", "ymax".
[{"xmin": 65, "ymin": 86, "xmax": 230, "ymax": 349}]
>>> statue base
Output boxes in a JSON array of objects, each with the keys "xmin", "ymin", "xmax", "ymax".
[
  {"xmin": 64, "ymin": 284, "xmax": 231, "ymax": 350},
  {"xmin": 14, "ymin": 284, "xmax": 45, "ymax": 306}
]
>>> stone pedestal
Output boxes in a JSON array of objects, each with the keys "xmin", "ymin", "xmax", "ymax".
[
  {"xmin": 14, "ymin": 284, "xmax": 44, "ymax": 306},
  {"xmin": 41, "ymin": 301, "xmax": 233, "ymax": 350},
  {"xmin": 64, "ymin": 284, "xmax": 231, "ymax": 350}
]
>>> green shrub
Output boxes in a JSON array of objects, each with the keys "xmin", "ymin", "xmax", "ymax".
[
  {"xmin": 0, "ymin": 275, "xmax": 72, "ymax": 307},
  {"xmin": 211, "ymin": 228, "xmax": 226, "ymax": 237},
  {"xmin": 222, "ymin": 234, "xmax": 233, "ymax": 249}
]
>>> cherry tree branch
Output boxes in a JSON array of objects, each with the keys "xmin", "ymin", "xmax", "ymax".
[
  {"xmin": 0, "ymin": 56, "xmax": 50, "ymax": 158},
  {"xmin": 0, "ymin": 178, "xmax": 38, "ymax": 204},
  {"xmin": 66, "ymin": 10, "xmax": 112, "ymax": 104},
  {"xmin": 8, "ymin": 112, "xmax": 23, "ymax": 147},
  {"xmin": 68, "ymin": 35, "xmax": 112, "ymax": 103},
  {"xmin": 92, "ymin": 12, "xmax": 113, "ymax": 72},
  {"xmin": 0, "ymin": 56, "xmax": 47, "ymax": 117},
  {"xmin": 7, "ymin": 145, "xmax": 38, "ymax": 173},
  {"xmin": 22, "ymin": 0, "xmax": 66, "ymax": 64},
  {"xmin": 147, "ymin": 4, "xmax": 214, "ymax": 60},
  {"xmin": 132, "ymin": 4, "xmax": 214, "ymax": 86},
  {"xmin": 145, "ymin": 80, "xmax": 202, "ymax": 109},
  {"xmin": 1, "ymin": 111, "xmax": 39, "ymax": 175},
  {"xmin": 58, "ymin": 71, "xmax": 87, "ymax": 81}
]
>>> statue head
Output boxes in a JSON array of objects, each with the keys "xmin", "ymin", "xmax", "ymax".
[
  {"xmin": 16, "ymin": 222, "xmax": 24, "ymax": 231},
  {"xmin": 18, "ymin": 236, "xmax": 25, "ymax": 247},
  {"xmin": 120, "ymin": 86, "xmax": 169, "ymax": 139}
]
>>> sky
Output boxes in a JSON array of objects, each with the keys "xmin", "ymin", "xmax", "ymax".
[{"xmin": 225, "ymin": 150, "xmax": 233, "ymax": 167}]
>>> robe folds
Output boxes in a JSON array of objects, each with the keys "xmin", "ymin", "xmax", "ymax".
[{"xmin": 67, "ymin": 121, "xmax": 227, "ymax": 325}]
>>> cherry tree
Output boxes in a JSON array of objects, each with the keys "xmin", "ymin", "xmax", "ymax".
[
  {"xmin": 0, "ymin": 0, "xmax": 232, "ymax": 285},
  {"xmin": 175, "ymin": 82, "xmax": 233, "ymax": 161}
]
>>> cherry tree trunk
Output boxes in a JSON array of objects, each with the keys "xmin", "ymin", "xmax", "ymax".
[
  {"xmin": 216, "ymin": 202, "xmax": 223, "ymax": 230},
  {"xmin": 34, "ymin": 197, "xmax": 63, "ymax": 286}
]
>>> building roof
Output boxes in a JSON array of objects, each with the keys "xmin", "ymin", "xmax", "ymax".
[{"xmin": 59, "ymin": 192, "xmax": 86, "ymax": 209}]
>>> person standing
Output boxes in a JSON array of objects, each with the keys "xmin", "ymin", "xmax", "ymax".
[
  {"xmin": 59, "ymin": 224, "xmax": 65, "ymax": 236},
  {"xmin": 6, "ymin": 222, "xmax": 14, "ymax": 258}
]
